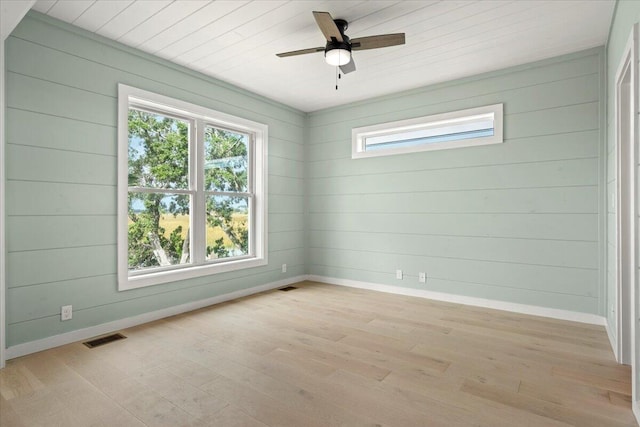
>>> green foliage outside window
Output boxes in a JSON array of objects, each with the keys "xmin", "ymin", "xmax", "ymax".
[{"xmin": 127, "ymin": 109, "xmax": 250, "ymax": 271}]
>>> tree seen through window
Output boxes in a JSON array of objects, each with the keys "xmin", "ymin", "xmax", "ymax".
[{"xmin": 127, "ymin": 109, "xmax": 250, "ymax": 271}]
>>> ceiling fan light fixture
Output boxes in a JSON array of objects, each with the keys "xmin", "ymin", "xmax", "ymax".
[{"xmin": 325, "ymin": 48, "xmax": 351, "ymax": 66}]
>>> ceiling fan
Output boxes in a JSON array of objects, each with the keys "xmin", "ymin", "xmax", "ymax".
[{"xmin": 276, "ymin": 11, "xmax": 406, "ymax": 75}]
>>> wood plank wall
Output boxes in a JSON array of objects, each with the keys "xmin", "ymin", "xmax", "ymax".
[{"xmin": 306, "ymin": 48, "xmax": 605, "ymax": 315}]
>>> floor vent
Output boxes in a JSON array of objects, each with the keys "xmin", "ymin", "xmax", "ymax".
[
  {"xmin": 83, "ymin": 333, "xmax": 126, "ymax": 348},
  {"xmin": 279, "ymin": 286, "xmax": 298, "ymax": 292}
]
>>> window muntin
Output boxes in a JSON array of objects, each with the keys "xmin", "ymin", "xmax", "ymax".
[
  {"xmin": 118, "ymin": 85, "xmax": 267, "ymax": 290},
  {"xmin": 352, "ymin": 104, "xmax": 503, "ymax": 158}
]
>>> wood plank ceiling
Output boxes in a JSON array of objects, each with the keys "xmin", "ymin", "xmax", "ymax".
[{"xmin": 30, "ymin": 0, "xmax": 615, "ymax": 112}]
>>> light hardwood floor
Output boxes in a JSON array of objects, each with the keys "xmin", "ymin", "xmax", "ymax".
[{"xmin": 0, "ymin": 281, "xmax": 636, "ymax": 426}]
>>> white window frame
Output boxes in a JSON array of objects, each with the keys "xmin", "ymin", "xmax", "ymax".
[
  {"xmin": 117, "ymin": 84, "xmax": 267, "ymax": 291},
  {"xmin": 352, "ymin": 103, "xmax": 503, "ymax": 159}
]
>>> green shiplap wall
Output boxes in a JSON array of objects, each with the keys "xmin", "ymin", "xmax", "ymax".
[
  {"xmin": 306, "ymin": 48, "xmax": 605, "ymax": 315},
  {"xmin": 4, "ymin": 13, "xmax": 305, "ymax": 347}
]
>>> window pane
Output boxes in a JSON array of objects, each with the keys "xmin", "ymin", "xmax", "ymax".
[
  {"xmin": 204, "ymin": 126, "xmax": 248, "ymax": 192},
  {"xmin": 128, "ymin": 192, "xmax": 191, "ymax": 271},
  {"xmin": 128, "ymin": 108, "xmax": 189, "ymax": 189},
  {"xmin": 365, "ymin": 116, "xmax": 494, "ymax": 152},
  {"xmin": 205, "ymin": 195, "xmax": 249, "ymax": 260}
]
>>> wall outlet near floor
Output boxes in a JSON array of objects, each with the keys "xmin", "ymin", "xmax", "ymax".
[
  {"xmin": 419, "ymin": 272, "xmax": 426, "ymax": 283},
  {"xmin": 282, "ymin": 264, "xmax": 287, "ymax": 273},
  {"xmin": 61, "ymin": 305, "xmax": 73, "ymax": 321},
  {"xmin": 396, "ymin": 269, "xmax": 403, "ymax": 279}
]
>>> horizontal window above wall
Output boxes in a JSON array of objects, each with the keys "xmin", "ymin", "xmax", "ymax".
[{"xmin": 352, "ymin": 103, "xmax": 503, "ymax": 159}]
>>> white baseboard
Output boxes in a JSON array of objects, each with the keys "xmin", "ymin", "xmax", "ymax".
[
  {"xmin": 5, "ymin": 275, "xmax": 305, "ymax": 360},
  {"xmin": 634, "ymin": 401, "xmax": 640, "ymax": 426},
  {"xmin": 5, "ymin": 273, "xmax": 609, "ymax": 360},
  {"xmin": 605, "ymin": 319, "xmax": 619, "ymax": 361},
  {"xmin": 306, "ymin": 275, "xmax": 607, "ymax": 326}
]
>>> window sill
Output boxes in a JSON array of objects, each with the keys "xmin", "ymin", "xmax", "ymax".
[{"xmin": 118, "ymin": 256, "xmax": 267, "ymax": 291}]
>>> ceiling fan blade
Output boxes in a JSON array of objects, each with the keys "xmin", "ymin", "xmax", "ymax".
[
  {"xmin": 276, "ymin": 46, "xmax": 325, "ymax": 58},
  {"xmin": 351, "ymin": 33, "xmax": 405, "ymax": 51},
  {"xmin": 313, "ymin": 11, "xmax": 343, "ymax": 42},
  {"xmin": 340, "ymin": 58, "xmax": 356, "ymax": 74}
]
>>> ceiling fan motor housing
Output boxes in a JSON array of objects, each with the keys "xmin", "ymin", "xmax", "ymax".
[
  {"xmin": 325, "ymin": 19, "xmax": 350, "ymax": 53},
  {"xmin": 333, "ymin": 19, "xmax": 348, "ymax": 33},
  {"xmin": 325, "ymin": 38, "xmax": 351, "ymax": 54}
]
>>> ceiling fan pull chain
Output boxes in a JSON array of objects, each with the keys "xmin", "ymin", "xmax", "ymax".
[{"xmin": 335, "ymin": 66, "xmax": 339, "ymax": 90}]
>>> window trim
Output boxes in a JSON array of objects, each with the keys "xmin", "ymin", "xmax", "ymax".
[
  {"xmin": 117, "ymin": 84, "xmax": 268, "ymax": 291},
  {"xmin": 351, "ymin": 103, "xmax": 503, "ymax": 159}
]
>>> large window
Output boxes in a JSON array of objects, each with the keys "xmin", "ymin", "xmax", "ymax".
[
  {"xmin": 352, "ymin": 103, "xmax": 503, "ymax": 159},
  {"xmin": 117, "ymin": 85, "xmax": 267, "ymax": 290}
]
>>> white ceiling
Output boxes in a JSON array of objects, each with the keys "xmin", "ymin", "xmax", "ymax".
[{"xmin": 30, "ymin": 0, "xmax": 615, "ymax": 112}]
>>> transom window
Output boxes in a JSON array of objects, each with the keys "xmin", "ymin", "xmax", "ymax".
[
  {"xmin": 117, "ymin": 85, "xmax": 267, "ymax": 290},
  {"xmin": 352, "ymin": 103, "xmax": 503, "ymax": 159}
]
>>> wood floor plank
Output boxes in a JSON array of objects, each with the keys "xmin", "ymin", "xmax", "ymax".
[
  {"xmin": 200, "ymin": 374, "xmax": 329, "ymax": 427},
  {"xmin": 552, "ymin": 365, "xmax": 632, "ymax": 395},
  {"xmin": 175, "ymin": 307, "xmax": 394, "ymax": 380},
  {"xmin": 461, "ymin": 378, "xmax": 632, "ymax": 427},
  {"xmin": 0, "ymin": 362, "xmax": 44, "ymax": 400},
  {"xmin": 197, "ymin": 350, "xmax": 380, "ymax": 427},
  {"xmin": 130, "ymin": 365, "xmax": 229, "ymax": 419},
  {"xmin": 267, "ymin": 338, "xmax": 392, "ymax": 380},
  {"xmin": 190, "ymin": 404, "xmax": 270, "ymax": 427},
  {"xmin": 3, "ymin": 388, "xmax": 86, "ymax": 427},
  {"xmin": 375, "ymin": 370, "xmax": 573, "ymax": 427},
  {"xmin": 518, "ymin": 380, "xmax": 636, "ymax": 424},
  {"xmin": 0, "ymin": 395, "xmax": 27, "ymax": 427},
  {"xmin": 0, "ymin": 281, "xmax": 635, "ymax": 427}
]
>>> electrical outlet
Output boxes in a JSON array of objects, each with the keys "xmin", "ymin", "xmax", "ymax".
[
  {"xmin": 61, "ymin": 305, "xmax": 73, "ymax": 321},
  {"xmin": 419, "ymin": 272, "xmax": 426, "ymax": 283},
  {"xmin": 282, "ymin": 264, "xmax": 287, "ymax": 273},
  {"xmin": 396, "ymin": 269, "xmax": 403, "ymax": 279}
]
